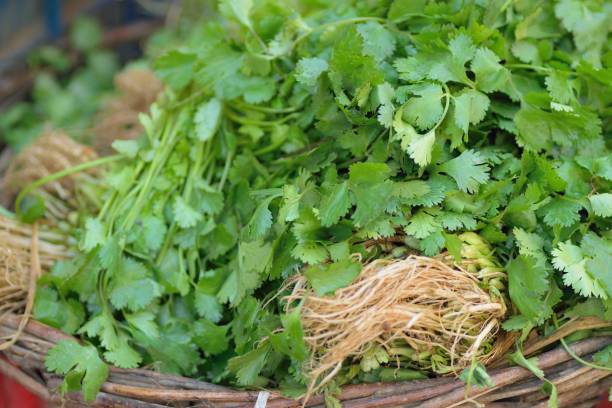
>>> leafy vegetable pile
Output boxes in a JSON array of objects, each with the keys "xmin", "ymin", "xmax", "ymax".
[{"xmin": 28, "ymin": 0, "xmax": 611, "ymax": 401}]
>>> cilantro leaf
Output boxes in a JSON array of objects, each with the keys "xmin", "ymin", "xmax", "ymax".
[
  {"xmin": 227, "ymin": 343, "xmax": 271, "ymax": 386},
  {"xmin": 244, "ymin": 197, "xmax": 274, "ymax": 241},
  {"xmin": 539, "ymin": 198, "xmax": 582, "ymax": 227},
  {"xmin": 403, "ymin": 83, "xmax": 445, "ymax": 130},
  {"xmin": 194, "ymin": 98, "xmax": 222, "ymax": 141},
  {"xmin": 154, "ymin": 50, "xmax": 196, "ymax": 90},
  {"xmin": 453, "ymin": 89, "xmax": 490, "ymax": 134},
  {"xmin": 405, "ymin": 210, "xmax": 441, "ymax": 239},
  {"xmin": 173, "ymin": 196, "xmax": 203, "ymax": 229},
  {"xmin": 319, "ymin": 182, "xmax": 352, "ymax": 227},
  {"xmin": 330, "ymin": 26, "xmax": 384, "ymax": 91},
  {"xmin": 109, "ymin": 258, "xmax": 162, "ymax": 311},
  {"xmin": 46, "ymin": 340, "xmax": 108, "ymax": 401},
  {"xmin": 80, "ymin": 218, "xmax": 104, "ymax": 251},
  {"xmin": 552, "ymin": 241, "xmax": 608, "ymax": 298},
  {"xmin": 304, "ymin": 259, "xmax": 362, "ymax": 296},
  {"xmin": 470, "ymin": 48, "xmax": 513, "ymax": 96},
  {"xmin": 295, "ymin": 58, "xmax": 328, "ymax": 87},
  {"xmin": 438, "ymin": 150, "xmax": 490, "ymax": 193},
  {"xmin": 589, "ymin": 193, "xmax": 612, "ymax": 217}
]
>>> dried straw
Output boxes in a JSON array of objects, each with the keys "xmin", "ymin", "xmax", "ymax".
[
  {"xmin": 285, "ymin": 253, "xmax": 508, "ymax": 397},
  {"xmin": 0, "ymin": 216, "xmax": 71, "ymax": 350},
  {"xmin": 1, "ymin": 130, "xmax": 98, "ymax": 217},
  {"xmin": 93, "ymin": 68, "xmax": 163, "ymax": 155}
]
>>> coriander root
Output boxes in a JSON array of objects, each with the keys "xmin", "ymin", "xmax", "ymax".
[
  {"xmin": 0, "ymin": 216, "xmax": 71, "ymax": 349},
  {"xmin": 286, "ymin": 254, "xmax": 508, "ymax": 396},
  {"xmin": 2, "ymin": 131, "xmax": 98, "ymax": 219}
]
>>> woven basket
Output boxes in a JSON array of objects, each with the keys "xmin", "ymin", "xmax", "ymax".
[{"xmin": 0, "ymin": 314, "xmax": 610, "ymax": 408}]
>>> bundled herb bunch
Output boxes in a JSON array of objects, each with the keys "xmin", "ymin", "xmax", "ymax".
[{"xmin": 33, "ymin": 0, "xmax": 611, "ymax": 401}]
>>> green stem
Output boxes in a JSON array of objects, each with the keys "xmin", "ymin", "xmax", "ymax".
[
  {"xmin": 432, "ymin": 86, "xmax": 451, "ymax": 131},
  {"xmin": 121, "ymin": 113, "xmax": 184, "ymax": 231},
  {"xmin": 225, "ymin": 109, "xmax": 298, "ymax": 127},
  {"xmin": 552, "ymin": 314, "xmax": 612, "ymax": 372},
  {"xmin": 15, "ymin": 155, "xmax": 122, "ymax": 219},
  {"xmin": 230, "ymin": 100, "xmax": 300, "ymax": 114},
  {"xmin": 218, "ymin": 152, "xmax": 233, "ymax": 192}
]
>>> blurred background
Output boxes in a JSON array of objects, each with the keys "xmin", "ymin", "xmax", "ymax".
[{"xmin": 0, "ymin": 0, "xmax": 174, "ymax": 109}]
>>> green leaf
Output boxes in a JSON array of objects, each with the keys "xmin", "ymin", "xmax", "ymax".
[
  {"xmin": 552, "ymin": 241, "xmax": 608, "ymax": 299},
  {"xmin": 470, "ymin": 48, "xmax": 513, "ymax": 95},
  {"xmin": 223, "ymin": 0, "xmax": 254, "ymax": 30},
  {"xmin": 141, "ymin": 215, "xmax": 167, "ymax": 252},
  {"xmin": 154, "ymin": 50, "xmax": 196, "ymax": 90},
  {"xmin": 244, "ymin": 197, "xmax": 274, "ymax": 241},
  {"xmin": 194, "ymin": 99, "xmax": 223, "ymax": 141},
  {"xmin": 348, "ymin": 163, "xmax": 393, "ymax": 226},
  {"xmin": 589, "ymin": 193, "xmax": 612, "ymax": 217},
  {"xmin": 330, "ymin": 27, "xmax": 384, "ymax": 91},
  {"xmin": 46, "ymin": 340, "xmax": 108, "ymax": 401},
  {"xmin": 509, "ymin": 351, "xmax": 544, "ymax": 379},
  {"xmin": 111, "ymin": 139, "xmax": 139, "ymax": 158},
  {"xmin": 377, "ymin": 82, "xmax": 395, "ymax": 128},
  {"xmin": 34, "ymin": 288, "xmax": 84, "ymax": 334},
  {"xmin": 109, "ymin": 258, "xmax": 163, "ymax": 311},
  {"xmin": 278, "ymin": 185, "xmax": 301, "ymax": 223},
  {"xmin": 125, "ymin": 311, "xmax": 159, "ymax": 338},
  {"xmin": 304, "ymin": 259, "xmax": 362, "ymax": 296},
  {"xmin": 408, "ymin": 129, "xmax": 436, "ymax": 167},
  {"xmin": 507, "ymin": 255, "xmax": 552, "ymax": 322},
  {"xmin": 448, "ymin": 33, "xmax": 476, "ymax": 65},
  {"xmin": 319, "ymin": 182, "xmax": 352, "ymax": 227},
  {"xmin": 360, "ymin": 346, "xmax": 389, "ymax": 372},
  {"xmin": 357, "ymin": 21, "xmax": 396, "ymax": 62},
  {"xmin": 405, "ymin": 210, "xmax": 440, "ymax": 239},
  {"xmin": 593, "ymin": 345, "xmax": 612, "ymax": 369},
  {"xmin": 99, "ymin": 236, "xmax": 121, "ymax": 271},
  {"xmin": 104, "ymin": 340, "xmax": 142, "ymax": 369},
  {"xmin": 194, "ymin": 320, "xmax": 229, "ymax": 355},
  {"xmin": 292, "ymin": 242, "xmax": 328, "ymax": 265},
  {"xmin": 438, "ymin": 150, "xmax": 490, "ymax": 193},
  {"xmin": 513, "ymin": 227, "xmax": 546, "ymax": 265},
  {"xmin": 403, "ymin": 83, "xmax": 444, "ymax": 130},
  {"xmin": 453, "ymin": 89, "xmax": 490, "ymax": 134},
  {"xmin": 157, "ymin": 249, "xmax": 190, "ymax": 295},
  {"xmin": 295, "ymin": 58, "xmax": 328, "ymax": 87},
  {"xmin": 173, "ymin": 196, "xmax": 203, "ymax": 229},
  {"xmin": 81, "ymin": 218, "xmax": 104, "ymax": 251},
  {"xmin": 539, "ymin": 198, "xmax": 582, "ymax": 227},
  {"xmin": 545, "ymin": 71, "xmax": 574, "ymax": 104},
  {"xmin": 194, "ymin": 291, "xmax": 224, "ymax": 323},
  {"xmin": 227, "ymin": 343, "xmax": 271, "ymax": 386}
]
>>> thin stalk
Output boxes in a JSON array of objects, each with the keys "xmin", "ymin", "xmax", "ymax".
[{"xmin": 15, "ymin": 155, "xmax": 123, "ymax": 219}]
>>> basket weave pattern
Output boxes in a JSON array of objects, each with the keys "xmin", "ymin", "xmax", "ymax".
[{"xmin": 0, "ymin": 314, "xmax": 610, "ymax": 408}]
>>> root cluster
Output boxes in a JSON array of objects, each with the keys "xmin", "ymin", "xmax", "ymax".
[
  {"xmin": 286, "ymin": 255, "xmax": 508, "ymax": 395},
  {"xmin": 2, "ymin": 130, "xmax": 98, "ymax": 218},
  {"xmin": 0, "ymin": 216, "xmax": 71, "ymax": 349}
]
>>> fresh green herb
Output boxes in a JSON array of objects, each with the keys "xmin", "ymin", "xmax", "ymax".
[{"xmin": 35, "ymin": 0, "xmax": 611, "ymax": 399}]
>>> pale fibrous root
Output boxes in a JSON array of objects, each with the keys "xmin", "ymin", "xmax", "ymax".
[
  {"xmin": 285, "ymin": 233, "xmax": 509, "ymax": 397},
  {"xmin": 0, "ymin": 215, "xmax": 71, "ymax": 350},
  {"xmin": 1, "ymin": 130, "xmax": 98, "ymax": 219}
]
